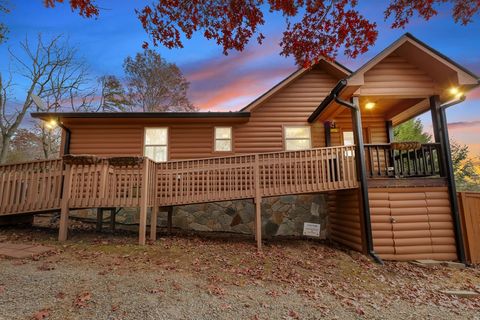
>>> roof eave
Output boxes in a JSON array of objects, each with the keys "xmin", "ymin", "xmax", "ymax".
[{"xmin": 31, "ymin": 112, "xmax": 251, "ymax": 121}]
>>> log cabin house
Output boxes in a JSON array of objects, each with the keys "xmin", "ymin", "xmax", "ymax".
[{"xmin": 1, "ymin": 33, "xmax": 479, "ymax": 263}]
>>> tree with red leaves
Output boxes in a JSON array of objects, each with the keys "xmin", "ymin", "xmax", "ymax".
[{"xmin": 44, "ymin": 0, "xmax": 479, "ymax": 67}]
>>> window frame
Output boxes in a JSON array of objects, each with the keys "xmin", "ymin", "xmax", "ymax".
[
  {"xmin": 144, "ymin": 127, "xmax": 169, "ymax": 162},
  {"xmin": 213, "ymin": 126, "xmax": 233, "ymax": 153},
  {"xmin": 342, "ymin": 130, "xmax": 355, "ymax": 146},
  {"xmin": 283, "ymin": 125, "xmax": 312, "ymax": 151}
]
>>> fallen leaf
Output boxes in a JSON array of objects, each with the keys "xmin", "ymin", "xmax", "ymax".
[
  {"xmin": 55, "ymin": 292, "xmax": 65, "ymax": 299},
  {"xmin": 74, "ymin": 292, "xmax": 91, "ymax": 308},
  {"xmin": 32, "ymin": 308, "xmax": 50, "ymax": 320},
  {"xmin": 288, "ymin": 310, "xmax": 300, "ymax": 319},
  {"xmin": 38, "ymin": 263, "xmax": 55, "ymax": 271}
]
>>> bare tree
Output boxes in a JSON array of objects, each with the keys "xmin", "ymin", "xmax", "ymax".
[
  {"xmin": 0, "ymin": 34, "xmax": 91, "ymax": 163},
  {"xmin": 0, "ymin": 1, "xmax": 9, "ymax": 44},
  {"xmin": 123, "ymin": 49, "xmax": 196, "ymax": 112},
  {"xmin": 96, "ymin": 75, "xmax": 132, "ymax": 112}
]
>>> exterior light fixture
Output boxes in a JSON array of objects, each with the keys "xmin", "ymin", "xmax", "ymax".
[
  {"xmin": 449, "ymin": 87, "xmax": 459, "ymax": 95},
  {"xmin": 365, "ymin": 102, "xmax": 376, "ymax": 110},
  {"xmin": 45, "ymin": 119, "xmax": 58, "ymax": 129}
]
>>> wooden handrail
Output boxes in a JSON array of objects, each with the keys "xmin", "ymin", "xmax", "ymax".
[{"xmin": 0, "ymin": 146, "xmax": 359, "ymax": 216}]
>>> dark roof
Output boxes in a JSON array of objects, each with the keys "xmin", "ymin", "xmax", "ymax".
[{"xmin": 31, "ymin": 111, "xmax": 250, "ymax": 120}]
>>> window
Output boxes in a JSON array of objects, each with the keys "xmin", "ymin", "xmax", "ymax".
[
  {"xmin": 144, "ymin": 128, "xmax": 168, "ymax": 162},
  {"xmin": 343, "ymin": 131, "xmax": 354, "ymax": 156},
  {"xmin": 284, "ymin": 126, "xmax": 311, "ymax": 151},
  {"xmin": 343, "ymin": 131, "xmax": 354, "ymax": 146},
  {"xmin": 214, "ymin": 127, "xmax": 232, "ymax": 152}
]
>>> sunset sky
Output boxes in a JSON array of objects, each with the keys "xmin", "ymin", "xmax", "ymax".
[{"xmin": 1, "ymin": 1, "xmax": 479, "ymax": 153}]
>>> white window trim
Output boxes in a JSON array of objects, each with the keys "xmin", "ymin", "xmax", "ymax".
[
  {"xmin": 144, "ymin": 127, "xmax": 168, "ymax": 162},
  {"xmin": 284, "ymin": 125, "xmax": 312, "ymax": 151},
  {"xmin": 342, "ymin": 131, "xmax": 355, "ymax": 146},
  {"xmin": 214, "ymin": 126, "xmax": 233, "ymax": 152}
]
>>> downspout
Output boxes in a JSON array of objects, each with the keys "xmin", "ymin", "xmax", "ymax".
[
  {"xmin": 330, "ymin": 80, "xmax": 383, "ymax": 264},
  {"xmin": 314, "ymin": 79, "xmax": 383, "ymax": 264},
  {"xmin": 57, "ymin": 120, "xmax": 71, "ymax": 155},
  {"xmin": 437, "ymin": 96, "xmax": 467, "ymax": 264}
]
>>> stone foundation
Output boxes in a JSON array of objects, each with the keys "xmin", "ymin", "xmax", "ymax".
[{"xmin": 69, "ymin": 193, "xmax": 329, "ymax": 238}]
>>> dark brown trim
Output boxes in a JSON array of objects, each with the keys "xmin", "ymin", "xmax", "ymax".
[
  {"xmin": 308, "ymin": 79, "xmax": 347, "ymax": 123},
  {"xmin": 430, "ymin": 95, "xmax": 466, "ymax": 263},
  {"xmin": 386, "ymin": 120, "xmax": 394, "ymax": 143},
  {"xmin": 31, "ymin": 112, "xmax": 251, "ymax": 120},
  {"xmin": 324, "ymin": 121, "xmax": 331, "ymax": 147}
]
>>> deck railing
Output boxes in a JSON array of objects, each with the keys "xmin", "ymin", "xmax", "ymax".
[
  {"xmin": 155, "ymin": 146, "xmax": 358, "ymax": 206},
  {"xmin": 364, "ymin": 143, "xmax": 442, "ymax": 178},
  {"xmin": 0, "ymin": 145, "xmax": 358, "ymax": 216}
]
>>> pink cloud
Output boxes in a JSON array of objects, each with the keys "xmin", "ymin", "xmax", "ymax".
[
  {"xmin": 182, "ymin": 36, "xmax": 297, "ymax": 110},
  {"xmin": 448, "ymin": 120, "xmax": 480, "ymax": 131},
  {"xmin": 189, "ymin": 64, "xmax": 295, "ymax": 110}
]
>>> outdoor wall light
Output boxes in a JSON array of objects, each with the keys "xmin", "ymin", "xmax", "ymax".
[
  {"xmin": 449, "ymin": 87, "xmax": 459, "ymax": 95},
  {"xmin": 45, "ymin": 119, "xmax": 58, "ymax": 129},
  {"xmin": 365, "ymin": 102, "xmax": 376, "ymax": 110},
  {"xmin": 449, "ymin": 87, "xmax": 464, "ymax": 99}
]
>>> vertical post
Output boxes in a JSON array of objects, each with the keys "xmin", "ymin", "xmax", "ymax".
[
  {"xmin": 430, "ymin": 95, "xmax": 466, "ymax": 263},
  {"xmin": 254, "ymin": 154, "xmax": 262, "ymax": 251},
  {"xmin": 110, "ymin": 208, "xmax": 116, "ymax": 231},
  {"xmin": 430, "ymin": 96, "xmax": 446, "ymax": 176},
  {"xmin": 99, "ymin": 161, "xmax": 109, "ymax": 202},
  {"xmin": 167, "ymin": 206, "xmax": 173, "ymax": 234},
  {"xmin": 386, "ymin": 120, "xmax": 394, "ymax": 143},
  {"xmin": 324, "ymin": 121, "xmax": 332, "ymax": 147},
  {"xmin": 430, "ymin": 96, "xmax": 441, "ymax": 143},
  {"xmin": 139, "ymin": 159, "xmax": 149, "ymax": 245},
  {"xmin": 386, "ymin": 120, "xmax": 394, "ymax": 175},
  {"xmin": 96, "ymin": 208, "xmax": 103, "ymax": 232},
  {"xmin": 150, "ymin": 206, "xmax": 158, "ymax": 241},
  {"xmin": 350, "ymin": 97, "xmax": 375, "ymax": 258},
  {"xmin": 58, "ymin": 163, "xmax": 72, "ymax": 241}
]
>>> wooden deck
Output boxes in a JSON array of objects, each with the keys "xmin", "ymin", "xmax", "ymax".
[
  {"xmin": 0, "ymin": 146, "xmax": 358, "ymax": 215},
  {"xmin": 0, "ymin": 146, "xmax": 358, "ymax": 246}
]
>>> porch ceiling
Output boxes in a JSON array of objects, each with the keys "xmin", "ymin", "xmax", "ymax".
[{"xmin": 312, "ymin": 96, "xmax": 426, "ymax": 126}]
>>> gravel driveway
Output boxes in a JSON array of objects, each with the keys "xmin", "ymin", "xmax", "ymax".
[{"xmin": 0, "ymin": 225, "xmax": 479, "ymax": 320}]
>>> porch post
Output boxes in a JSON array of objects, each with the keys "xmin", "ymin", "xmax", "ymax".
[
  {"xmin": 386, "ymin": 120, "xmax": 394, "ymax": 143},
  {"xmin": 58, "ymin": 163, "xmax": 72, "ymax": 241},
  {"xmin": 350, "ymin": 97, "xmax": 375, "ymax": 258},
  {"xmin": 429, "ymin": 95, "xmax": 466, "ymax": 263},
  {"xmin": 150, "ymin": 206, "xmax": 158, "ymax": 241},
  {"xmin": 324, "ymin": 121, "xmax": 332, "ymax": 147},
  {"xmin": 254, "ymin": 154, "xmax": 262, "ymax": 251},
  {"xmin": 139, "ymin": 159, "xmax": 150, "ymax": 245}
]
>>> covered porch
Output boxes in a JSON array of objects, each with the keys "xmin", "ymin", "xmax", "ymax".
[{"xmin": 307, "ymin": 33, "xmax": 479, "ymax": 262}]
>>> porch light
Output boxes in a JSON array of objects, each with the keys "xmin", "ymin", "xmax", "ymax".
[
  {"xmin": 449, "ymin": 87, "xmax": 464, "ymax": 99},
  {"xmin": 449, "ymin": 87, "xmax": 459, "ymax": 95},
  {"xmin": 365, "ymin": 102, "xmax": 376, "ymax": 110},
  {"xmin": 45, "ymin": 119, "xmax": 58, "ymax": 129}
]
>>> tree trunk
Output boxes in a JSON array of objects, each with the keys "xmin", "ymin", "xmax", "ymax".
[{"xmin": 0, "ymin": 134, "xmax": 11, "ymax": 164}]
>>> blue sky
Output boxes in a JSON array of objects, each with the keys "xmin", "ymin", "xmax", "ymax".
[{"xmin": 1, "ymin": 1, "xmax": 479, "ymax": 152}]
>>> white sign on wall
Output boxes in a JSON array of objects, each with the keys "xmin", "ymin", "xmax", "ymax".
[{"xmin": 303, "ymin": 222, "xmax": 321, "ymax": 237}]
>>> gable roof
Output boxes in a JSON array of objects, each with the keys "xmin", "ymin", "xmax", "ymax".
[
  {"xmin": 308, "ymin": 33, "xmax": 480, "ymax": 123},
  {"xmin": 240, "ymin": 58, "xmax": 352, "ymax": 112},
  {"xmin": 348, "ymin": 33, "xmax": 479, "ymax": 86}
]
